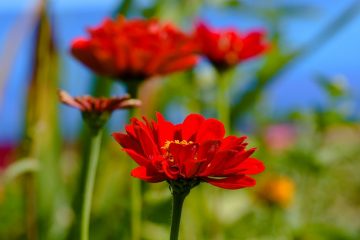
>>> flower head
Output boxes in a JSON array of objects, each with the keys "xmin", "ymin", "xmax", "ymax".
[
  {"xmin": 58, "ymin": 90, "xmax": 141, "ymax": 113},
  {"xmin": 113, "ymin": 113, "xmax": 264, "ymax": 190},
  {"xmin": 71, "ymin": 16, "xmax": 198, "ymax": 81},
  {"xmin": 194, "ymin": 22, "xmax": 269, "ymax": 70},
  {"xmin": 59, "ymin": 90, "xmax": 141, "ymax": 133}
]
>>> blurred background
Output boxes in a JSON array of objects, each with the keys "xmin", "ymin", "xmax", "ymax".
[{"xmin": 0, "ymin": 0, "xmax": 360, "ymax": 239}]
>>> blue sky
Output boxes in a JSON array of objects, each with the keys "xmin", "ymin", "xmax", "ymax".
[{"xmin": 0, "ymin": 0, "xmax": 117, "ymax": 10}]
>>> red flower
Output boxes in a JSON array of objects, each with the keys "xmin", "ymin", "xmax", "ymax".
[
  {"xmin": 58, "ymin": 90, "xmax": 141, "ymax": 113},
  {"xmin": 0, "ymin": 143, "xmax": 15, "ymax": 171},
  {"xmin": 71, "ymin": 16, "xmax": 198, "ymax": 81},
  {"xmin": 194, "ymin": 22, "xmax": 269, "ymax": 70},
  {"xmin": 113, "ymin": 113, "xmax": 264, "ymax": 190}
]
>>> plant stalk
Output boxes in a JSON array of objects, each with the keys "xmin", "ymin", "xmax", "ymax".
[
  {"xmin": 80, "ymin": 130, "xmax": 103, "ymax": 240},
  {"xmin": 170, "ymin": 192, "xmax": 187, "ymax": 240},
  {"xmin": 216, "ymin": 68, "xmax": 235, "ymax": 133},
  {"xmin": 126, "ymin": 81, "xmax": 142, "ymax": 240}
]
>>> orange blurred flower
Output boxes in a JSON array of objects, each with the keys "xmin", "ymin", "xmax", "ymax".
[
  {"xmin": 255, "ymin": 175, "xmax": 295, "ymax": 208},
  {"xmin": 71, "ymin": 16, "xmax": 198, "ymax": 81},
  {"xmin": 194, "ymin": 22, "xmax": 269, "ymax": 70}
]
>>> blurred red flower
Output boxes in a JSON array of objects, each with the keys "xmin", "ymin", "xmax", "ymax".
[
  {"xmin": 194, "ymin": 22, "xmax": 269, "ymax": 70},
  {"xmin": 58, "ymin": 90, "xmax": 141, "ymax": 113},
  {"xmin": 71, "ymin": 16, "xmax": 198, "ymax": 81},
  {"xmin": 0, "ymin": 143, "xmax": 15, "ymax": 171},
  {"xmin": 113, "ymin": 113, "xmax": 264, "ymax": 189}
]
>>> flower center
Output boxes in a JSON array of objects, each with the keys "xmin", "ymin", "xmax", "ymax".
[
  {"xmin": 161, "ymin": 140, "xmax": 193, "ymax": 151},
  {"xmin": 161, "ymin": 140, "xmax": 194, "ymax": 162}
]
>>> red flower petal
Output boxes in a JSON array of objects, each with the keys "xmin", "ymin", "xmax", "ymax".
[
  {"xmin": 131, "ymin": 166, "xmax": 165, "ymax": 182},
  {"xmin": 122, "ymin": 148, "xmax": 150, "ymax": 167},
  {"xmin": 168, "ymin": 143, "xmax": 199, "ymax": 178},
  {"xmin": 223, "ymin": 158, "xmax": 265, "ymax": 176},
  {"xmin": 58, "ymin": 90, "xmax": 141, "ymax": 114},
  {"xmin": 204, "ymin": 175, "xmax": 256, "ymax": 189},
  {"xmin": 199, "ymin": 150, "xmax": 238, "ymax": 176},
  {"xmin": 181, "ymin": 114, "xmax": 205, "ymax": 140},
  {"xmin": 196, "ymin": 140, "xmax": 221, "ymax": 174},
  {"xmin": 161, "ymin": 161, "xmax": 180, "ymax": 180},
  {"xmin": 215, "ymin": 148, "xmax": 256, "ymax": 174},
  {"xmin": 219, "ymin": 136, "xmax": 247, "ymax": 151},
  {"xmin": 112, "ymin": 132, "xmax": 143, "ymax": 154},
  {"xmin": 160, "ymin": 56, "xmax": 199, "ymax": 75},
  {"xmin": 197, "ymin": 140, "xmax": 221, "ymax": 163},
  {"xmin": 156, "ymin": 112, "xmax": 176, "ymax": 146},
  {"xmin": 196, "ymin": 118, "xmax": 225, "ymax": 143},
  {"xmin": 239, "ymin": 30, "xmax": 269, "ymax": 61},
  {"xmin": 133, "ymin": 124, "xmax": 159, "ymax": 158}
]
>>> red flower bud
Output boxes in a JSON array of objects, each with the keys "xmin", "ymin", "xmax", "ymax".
[{"xmin": 194, "ymin": 22, "xmax": 269, "ymax": 70}]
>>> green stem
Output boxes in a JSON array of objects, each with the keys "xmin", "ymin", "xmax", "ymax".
[
  {"xmin": 80, "ymin": 130, "xmax": 103, "ymax": 240},
  {"xmin": 125, "ymin": 81, "xmax": 142, "ymax": 240},
  {"xmin": 131, "ymin": 175, "xmax": 141, "ymax": 240},
  {"xmin": 216, "ymin": 69, "xmax": 234, "ymax": 133},
  {"xmin": 130, "ymin": 121, "xmax": 141, "ymax": 240},
  {"xmin": 170, "ymin": 192, "xmax": 187, "ymax": 240}
]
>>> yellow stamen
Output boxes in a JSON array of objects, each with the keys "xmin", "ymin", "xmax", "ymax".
[{"xmin": 161, "ymin": 140, "xmax": 193, "ymax": 151}]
